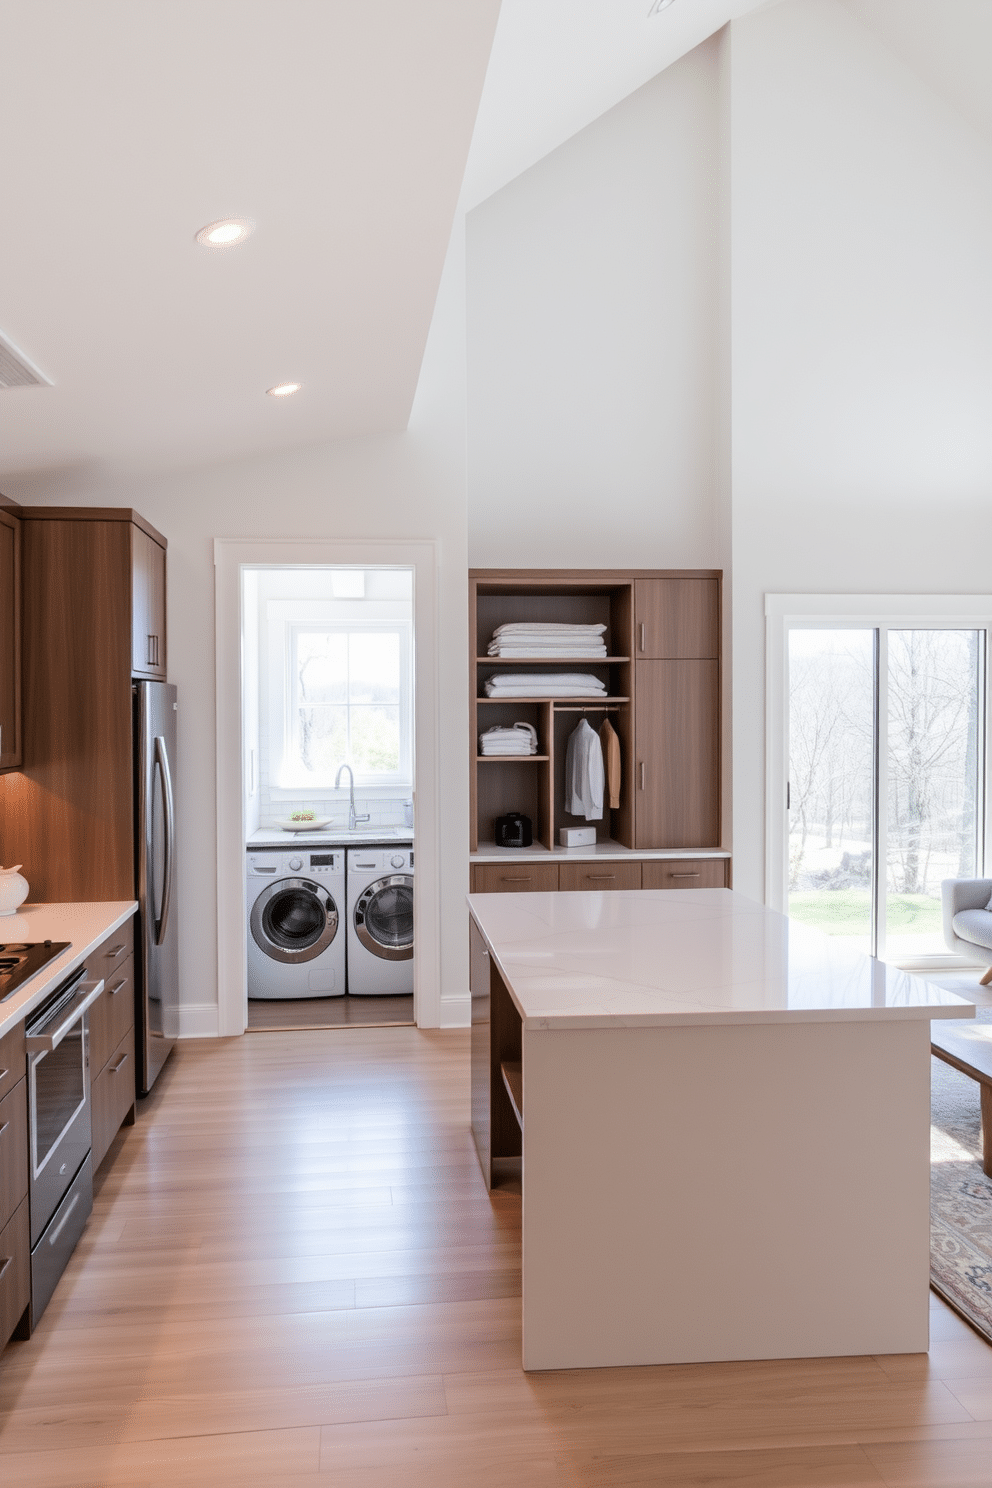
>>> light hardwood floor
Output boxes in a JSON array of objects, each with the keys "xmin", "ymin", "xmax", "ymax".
[{"xmin": 1, "ymin": 1027, "xmax": 991, "ymax": 1486}]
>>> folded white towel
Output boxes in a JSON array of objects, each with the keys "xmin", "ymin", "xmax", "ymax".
[
  {"xmin": 485, "ymin": 676, "xmax": 608, "ymax": 698},
  {"xmin": 488, "ymin": 646, "xmax": 607, "ymax": 658},
  {"xmin": 493, "ymin": 622, "xmax": 606, "ymax": 636},
  {"xmin": 486, "ymin": 673, "xmax": 606, "ymax": 689},
  {"xmin": 479, "ymin": 722, "xmax": 539, "ymax": 755}
]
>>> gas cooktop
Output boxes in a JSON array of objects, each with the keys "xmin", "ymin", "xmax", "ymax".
[{"xmin": 0, "ymin": 941, "xmax": 71, "ymax": 1001}]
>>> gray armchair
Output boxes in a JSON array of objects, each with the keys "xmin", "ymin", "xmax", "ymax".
[{"xmin": 942, "ymin": 878, "xmax": 992, "ymax": 984}]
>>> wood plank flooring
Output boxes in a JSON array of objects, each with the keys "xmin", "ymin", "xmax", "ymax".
[
  {"xmin": 247, "ymin": 995, "xmax": 414, "ymax": 1031},
  {"xmin": 1, "ymin": 1026, "xmax": 991, "ymax": 1486}
]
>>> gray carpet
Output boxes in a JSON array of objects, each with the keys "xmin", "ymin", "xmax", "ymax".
[{"xmin": 929, "ymin": 998, "xmax": 992, "ymax": 1342}]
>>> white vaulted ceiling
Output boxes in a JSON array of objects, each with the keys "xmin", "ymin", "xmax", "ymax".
[
  {"xmin": 0, "ymin": 0, "xmax": 500, "ymax": 489},
  {"xmin": 1, "ymin": 0, "xmax": 989, "ymax": 494}
]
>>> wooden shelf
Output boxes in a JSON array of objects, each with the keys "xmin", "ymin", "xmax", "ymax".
[
  {"xmin": 477, "ymin": 695, "xmax": 629, "ymax": 705},
  {"xmin": 477, "ymin": 655, "xmax": 630, "ymax": 663},
  {"xmin": 501, "ymin": 1061, "xmax": 523, "ymax": 1129},
  {"xmin": 477, "ymin": 755, "xmax": 550, "ymax": 763}
]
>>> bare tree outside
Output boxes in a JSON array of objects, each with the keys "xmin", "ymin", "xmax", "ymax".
[{"xmin": 788, "ymin": 627, "xmax": 982, "ymax": 958}]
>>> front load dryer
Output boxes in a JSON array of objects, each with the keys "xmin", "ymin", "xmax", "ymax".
[
  {"xmin": 346, "ymin": 847, "xmax": 414, "ymax": 996},
  {"xmin": 247, "ymin": 848, "xmax": 346, "ymax": 998}
]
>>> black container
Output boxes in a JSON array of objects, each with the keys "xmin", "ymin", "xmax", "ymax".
[{"xmin": 494, "ymin": 811, "xmax": 533, "ymax": 849}]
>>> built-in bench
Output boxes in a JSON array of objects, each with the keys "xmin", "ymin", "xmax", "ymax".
[{"xmin": 931, "ymin": 1023, "xmax": 992, "ymax": 1178}]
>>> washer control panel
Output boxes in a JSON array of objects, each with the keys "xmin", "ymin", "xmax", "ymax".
[{"xmin": 247, "ymin": 850, "xmax": 344, "ymax": 879}]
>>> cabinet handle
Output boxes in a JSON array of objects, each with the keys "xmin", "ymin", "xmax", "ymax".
[
  {"xmin": 0, "ymin": 1068, "xmax": 7, "ymax": 1083},
  {"xmin": 0, "ymin": 1119, "xmax": 8, "ymax": 1138},
  {"xmin": 105, "ymin": 943, "xmax": 128, "ymax": 960},
  {"xmin": 671, "ymin": 872, "xmax": 700, "ymax": 879},
  {"xmin": 501, "ymin": 875, "xmax": 533, "ymax": 882},
  {"xmin": 639, "ymin": 762, "xmax": 645, "ymax": 789},
  {"xmin": 639, "ymin": 622, "xmax": 646, "ymax": 653},
  {"xmin": 108, "ymin": 978, "xmax": 128, "ymax": 996},
  {"xmin": 0, "ymin": 1256, "xmax": 11, "ymax": 1282},
  {"xmin": 110, "ymin": 1053, "xmax": 129, "ymax": 1074},
  {"xmin": 147, "ymin": 634, "xmax": 159, "ymax": 667},
  {"xmin": 586, "ymin": 874, "xmax": 616, "ymax": 880}
]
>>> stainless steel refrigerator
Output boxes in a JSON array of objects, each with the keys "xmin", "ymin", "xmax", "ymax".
[{"xmin": 134, "ymin": 680, "xmax": 179, "ymax": 1094}]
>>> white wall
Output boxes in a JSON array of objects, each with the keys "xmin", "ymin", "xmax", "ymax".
[
  {"xmin": 466, "ymin": 35, "xmax": 724, "ymax": 571},
  {"xmin": 19, "ymin": 226, "xmax": 471, "ymax": 1029},
  {"xmin": 729, "ymin": 0, "xmax": 992, "ymax": 897}
]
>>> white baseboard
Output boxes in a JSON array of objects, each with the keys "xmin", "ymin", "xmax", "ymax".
[
  {"xmin": 439, "ymin": 994, "xmax": 470, "ymax": 1029},
  {"xmin": 177, "ymin": 1002, "xmax": 221, "ymax": 1038}
]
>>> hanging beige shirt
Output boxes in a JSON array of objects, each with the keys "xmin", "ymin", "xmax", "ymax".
[{"xmin": 599, "ymin": 717, "xmax": 621, "ymax": 810}]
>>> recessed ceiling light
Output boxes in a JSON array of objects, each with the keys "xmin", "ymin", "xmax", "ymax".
[
  {"xmin": 266, "ymin": 382, "xmax": 302, "ymax": 398},
  {"xmin": 195, "ymin": 218, "xmax": 255, "ymax": 248},
  {"xmin": 647, "ymin": 0, "xmax": 675, "ymax": 13}
]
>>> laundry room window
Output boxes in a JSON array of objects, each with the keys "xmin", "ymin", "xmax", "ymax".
[{"xmin": 289, "ymin": 623, "xmax": 410, "ymax": 784}]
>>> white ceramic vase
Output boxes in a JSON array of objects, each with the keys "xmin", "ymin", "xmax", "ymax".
[{"xmin": 0, "ymin": 866, "xmax": 29, "ymax": 917}]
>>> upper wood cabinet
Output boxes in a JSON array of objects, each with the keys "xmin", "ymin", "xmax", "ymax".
[
  {"xmin": 0, "ymin": 510, "xmax": 22, "ymax": 771},
  {"xmin": 131, "ymin": 524, "xmax": 167, "ymax": 678},
  {"xmin": 634, "ymin": 578, "xmax": 720, "ymax": 659}
]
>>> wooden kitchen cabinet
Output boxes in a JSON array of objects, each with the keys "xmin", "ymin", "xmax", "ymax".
[
  {"xmin": 91, "ymin": 1026, "xmax": 136, "ymax": 1172},
  {"xmin": 0, "ymin": 1078, "xmax": 28, "ymax": 1233},
  {"xmin": 641, "ymin": 858, "xmax": 729, "ymax": 890},
  {"xmin": 471, "ymin": 863, "xmax": 560, "ymax": 894},
  {"xmin": 131, "ymin": 523, "xmax": 167, "ymax": 678},
  {"xmin": 0, "ymin": 508, "xmax": 167, "ymax": 903},
  {"xmin": 0, "ymin": 509, "xmax": 22, "ymax": 771},
  {"xmin": 634, "ymin": 660, "xmax": 720, "ymax": 850},
  {"xmin": 88, "ymin": 923, "xmax": 137, "ymax": 1172},
  {"xmin": 0, "ymin": 1017, "xmax": 28, "ymax": 1352},
  {"xmin": 558, "ymin": 861, "xmax": 641, "ymax": 892},
  {"xmin": 0, "ymin": 1199, "xmax": 29, "ymax": 1354},
  {"xmin": 634, "ymin": 578, "xmax": 720, "ymax": 659}
]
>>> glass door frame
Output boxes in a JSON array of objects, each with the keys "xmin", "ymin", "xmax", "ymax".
[{"xmin": 766, "ymin": 594, "xmax": 992, "ymax": 966}]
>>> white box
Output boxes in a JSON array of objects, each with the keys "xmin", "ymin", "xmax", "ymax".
[{"xmin": 559, "ymin": 826, "xmax": 597, "ymax": 848}]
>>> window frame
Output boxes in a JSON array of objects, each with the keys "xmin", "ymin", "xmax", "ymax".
[{"xmin": 766, "ymin": 594, "xmax": 992, "ymax": 968}]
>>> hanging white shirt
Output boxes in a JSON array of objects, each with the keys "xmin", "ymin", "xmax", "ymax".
[{"xmin": 564, "ymin": 718, "xmax": 605, "ymax": 822}]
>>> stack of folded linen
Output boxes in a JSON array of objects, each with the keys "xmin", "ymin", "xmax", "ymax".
[
  {"xmin": 479, "ymin": 723, "xmax": 539, "ymax": 756},
  {"xmin": 484, "ymin": 673, "xmax": 607, "ymax": 699},
  {"xmin": 487, "ymin": 622, "xmax": 607, "ymax": 658}
]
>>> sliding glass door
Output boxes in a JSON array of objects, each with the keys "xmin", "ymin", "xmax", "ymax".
[{"xmin": 786, "ymin": 623, "xmax": 985, "ymax": 963}]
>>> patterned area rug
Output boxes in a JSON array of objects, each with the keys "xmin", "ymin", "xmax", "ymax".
[{"xmin": 931, "ymin": 1006, "xmax": 992, "ymax": 1342}]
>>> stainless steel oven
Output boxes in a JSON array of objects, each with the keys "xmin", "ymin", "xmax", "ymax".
[{"xmin": 24, "ymin": 967, "xmax": 104, "ymax": 1326}]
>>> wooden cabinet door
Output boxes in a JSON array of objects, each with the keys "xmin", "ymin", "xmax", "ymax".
[
  {"xmin": 634, "ymin": 579, "xmax": 719, "ymax": 659},
  {"xmin": 0, "ymin": 1199, "xmax": 29, "ymax": 1352},
  {"xmin": 0, "ymin": 1079, "xmax": 27, "ymax": 1232},
  {"xmin": 634, "ymin": 660, "xmax": 720, "ymax": 849},
  {"xmin": 91, "ymin": 1026, "xmax": 136, "ymax": 1172},
  {"xmin": 131, "ymin": 525, "xmax": 167, "ymax": 678},
  {"xmin": 471, "ymin": 863, "xmax": 559, "ymax": 893},
  {"xmin": 558, "ymin": 861, "xmax": 641, "ymax": 892},
  {"xmin": 0, "ymin": 511, "xmax": 21, "ymax": 770},
  {"xmin": 641, "ymin": 858, "xmax": 729, "ymax": 890}
]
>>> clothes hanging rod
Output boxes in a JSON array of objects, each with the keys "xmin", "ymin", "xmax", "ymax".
[{"xmin": 554, "ymin": 704, "xmax": 623, "ymax": 712}]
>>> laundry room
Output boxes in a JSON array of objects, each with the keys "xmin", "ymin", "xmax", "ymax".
[{"xmin": 242, "ymin": 565, "xmax": 415, "ymax": 1031}]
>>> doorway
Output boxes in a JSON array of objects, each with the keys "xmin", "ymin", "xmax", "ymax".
[
  {"xmin": 767, "ymin": 596, "xmax": 992, "ymax": 967},
  {"xmin": 214, "ymin": 538, "xmax": 440, "ymax": 1038}
]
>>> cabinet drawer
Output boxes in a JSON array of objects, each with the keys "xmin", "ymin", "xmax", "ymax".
[
  {"xmin": 559, "ymin": 862, "xmax": 642, "ymax": 892},
  {"xmin": 0, "ymin": 1197, "xmax": 29, "ymax": 1352},
  {"xmin": 89, "ymin": 920, "xmax": 135, "ymax": 987},
  {"xmin": 91, "ymin": 1026, "xmax": 136, "ymax": 1172},
  {"xmin": 89, "ymin": 953, "xmax": 135, "ymax": 1075},
  {"xmin": 641, "ymin": 859, "xmax": 728, "ymax": 890},
  {"xmin": 0, "ymin": 1021, "xmax": 25, "ymax": 1105},
  {"xmin": 472, "ymin": 864, "xmax": 560, "ymax": 894},
  {"xmin": 0, "ymin": 1078, "xmax": 28, "ymax": 1232}
]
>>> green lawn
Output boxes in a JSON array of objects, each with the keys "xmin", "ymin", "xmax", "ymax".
[{"xmin": 788, "ymin": 890, "xmax": 942, "ymax": 938}]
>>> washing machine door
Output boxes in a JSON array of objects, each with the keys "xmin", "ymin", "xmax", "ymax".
[
  {"xmin": 250, "ymin": 878, "xmax": 340, "ymax": 965},
  {"xmin": 354, "ymin": 875, "xmax": 414, "ymax": 961}
]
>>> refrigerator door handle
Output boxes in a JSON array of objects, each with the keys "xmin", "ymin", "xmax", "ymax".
[{"xmin": 154, "ymin": 734, "xmax": 175, "ymax": 948}]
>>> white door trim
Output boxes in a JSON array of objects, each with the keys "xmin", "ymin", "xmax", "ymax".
[{"xmin": 214, "ymin": 537, "xmax": 440, "ymax": 1036}]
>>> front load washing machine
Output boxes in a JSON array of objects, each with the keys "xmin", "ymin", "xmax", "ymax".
[
  {"xmin": 346, "ymin": 847, "xmax": 414, "ymax": 996},
  {"xmin": 247, "ymin": 848, "xmax": 346, "ymax": 998}
]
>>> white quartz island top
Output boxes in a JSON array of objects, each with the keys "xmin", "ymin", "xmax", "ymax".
[
  {"xmin": 0, "ymin": 901, "xmax": 137, "ymax": 1039},
  {"xmin": 467, "ymin": 887, "xmax": 975, "ymax": 1029}
]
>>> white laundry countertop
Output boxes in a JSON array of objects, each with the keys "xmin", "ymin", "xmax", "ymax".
[
  {"xmin": 247, "ymin": 827, "xmax": 414, "ymax": 848},
  {"xmin": 0, "ymin": 901, "xmax": 137, "ymax": 1040},
  {"xmin": 467, "ymin": 887, "xmax": 975, "ymax": 1030}
]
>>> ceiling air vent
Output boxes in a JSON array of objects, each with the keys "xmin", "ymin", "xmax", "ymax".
[{"xmin": 0, "ymin": 329, "xmax": 52, "ymax": 390}]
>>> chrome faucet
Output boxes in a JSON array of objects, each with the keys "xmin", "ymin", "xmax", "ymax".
[{"xmin": 334, "ymin": 763, "xmax": 371, "ymax": 831}]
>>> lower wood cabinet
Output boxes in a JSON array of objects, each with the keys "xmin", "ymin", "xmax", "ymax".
[
  {"xmin": 0, "ymin": 1078, "xmax": 28, "ymax": 1230},
  {"xmin": 89, "ymin": 952, "xmax": 135, "ymax": 1073},
  {"xmin": 471, "ymin": 863, "xmax": 560, "ymax": 894},
  {"xmin": 559, "ymin": 861, "xmax": 642, "ymax": 892},
  {"xmin": 0, "ymin": 1199, "xmax": 30, "ymax": 1351},
  {"xmin": 91, "ymin": 1026, "xmax": 136, "ymax": 1172},
  {"xmin": 471, "ymin": 857, "xmax": 730, "ymax": 893},
  {"xmin": 634, "ymin": 659, "xmax": 720, "ymax": 849},
  {"xmin": 641, "ymin": 859, "xmax": 729, "ymax": 890}
]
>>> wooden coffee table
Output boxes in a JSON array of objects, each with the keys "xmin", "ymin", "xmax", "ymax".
[{"xmin": 931, "ymin": 1023, "xmax": 992, "ymax": 1177}]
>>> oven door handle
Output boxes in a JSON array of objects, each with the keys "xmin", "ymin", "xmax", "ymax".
[{"xmin": 25, "ymin": 980, "xmax": 104, "ymax": 1054}]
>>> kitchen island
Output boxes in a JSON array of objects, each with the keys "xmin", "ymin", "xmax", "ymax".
[{"xmin": 468, "ymin": 888, "xmax": 974, "ymax": 1371}]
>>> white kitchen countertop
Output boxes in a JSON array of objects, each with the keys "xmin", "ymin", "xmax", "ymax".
[
  {"xmin": 467, "ymin": 887, "xmax": 975, "ymax": 1029},
  {"xmin": 471, "ymin": 840, "xmax": 731, "ymax": 863},
  {"xmin": 247, "ymin": 827, "xmax": 414, "ymax": 847},
  {"xmin": 0, "ymin": 901, "xmax": 137, "ymax": 1039}
]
